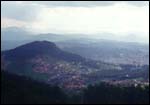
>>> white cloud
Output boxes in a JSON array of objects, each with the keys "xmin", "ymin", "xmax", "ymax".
[
  {"xmin": 1, "ymin": 1, "xmax": 43, "ymax": 21},
  {"xmin": 1, "ymin": 1, "xmax": 149, "ymax": 43},
  {"xmin": 9, "ymin": 1, "xmax": 149, "ymax": 7},
  {"xmin": 1, "ymin": 17, "xmax": 28, "ymax": 28},
  {"xmin": 28, "ymin": 3, "xmax": 149, "ymax": 35}
]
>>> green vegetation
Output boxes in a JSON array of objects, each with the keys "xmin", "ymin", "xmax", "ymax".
[
  {"xmin": 1, "ymin": 71, "xmax": 149, "ymax": 104},
  {"xmin": 1, "ymin": 71, "xmax": 67, "ymax": 104},
  {"xmin": 83, "ymin": 82, "xmax": 149, "ymax": 104}
]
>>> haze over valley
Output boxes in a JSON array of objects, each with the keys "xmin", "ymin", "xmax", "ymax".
[{"xmin": 1, "ymin": 1, "xmax": 149, "ymax": 104}]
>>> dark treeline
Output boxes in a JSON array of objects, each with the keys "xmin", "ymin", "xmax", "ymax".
[
  {"xmin": 1, "ymin": 71, "xmax": 67, "ymax": 104},
  {"xmin": 83, "ymin": 83, "xmax": 149, "ymax": 104},
  {"xmin": 1, "ymin": 71, "xmax": 149, "ymax": 104}
]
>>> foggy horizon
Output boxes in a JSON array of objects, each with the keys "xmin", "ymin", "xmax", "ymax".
[{"xmin": 1, "ymin": 1, "xmax": 149, "ymax": 44}]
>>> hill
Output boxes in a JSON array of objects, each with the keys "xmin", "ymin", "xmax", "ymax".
[
  {"xmin": 2, "ymin": 41, "xmax": 149, "ymax": 89},
  {"xmin": 2, "ymin": 41, "xmax": 120, "ymax": 89}
]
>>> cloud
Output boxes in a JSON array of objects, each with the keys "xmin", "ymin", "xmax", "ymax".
[
  {"xmin": 1, "ymin": 1, "xmax": 148, "ymax": 22},
  {"xmin": 32, "ymin": 1, "xmax": 116, "ymax": 7},
  {"xmin": 1, "ymin": 17, "xmax": 28, "ymax": 28},
  {"xmin": 127, "ymin": 1, "xmax": 149, "ymax": 7},
  {"xmin": 1, "ymin": 1, "xmax": 43, "ymax": 21},
  {"xmin": 28, "ymin": 3, "xmax": 149, "ymax": 34},
  {"xmin": 1, "ymin": 1, "xmax": 149, "ymax": 43},
  {"xmin": 25, "ymin": 1, "xmax": 149, "ymax": 7}
]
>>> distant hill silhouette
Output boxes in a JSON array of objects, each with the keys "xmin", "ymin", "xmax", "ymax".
[{"xmin": 2, "ymin": 41, "xmax": 85, "ymax": 62}]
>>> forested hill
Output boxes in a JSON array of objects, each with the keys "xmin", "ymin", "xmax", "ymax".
[{"xmin": 1, "ymin": 71, "xmax": 149, "ymax": 104}]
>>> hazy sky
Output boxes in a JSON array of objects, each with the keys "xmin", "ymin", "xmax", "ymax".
[{"xmin": 1, "ymin": 1, "xmax": 149, "ymax": 43}]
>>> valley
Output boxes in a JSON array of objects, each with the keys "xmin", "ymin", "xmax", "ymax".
[{"xmin": 1, "ymin": 41, "xmax": 149, "ymax": 90}]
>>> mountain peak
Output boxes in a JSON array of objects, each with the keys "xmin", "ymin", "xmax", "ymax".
[
  {"xmin": 3, "ymin": 40, "xmax": 85, "ymax": 63},
  {"xmin": 3, "ymin": 41, "xmax": 60, "ymax": 60},
  {"xmin": 14, "ymin": 40, "xmax": 57, "ymax": 49},
  {"xmin": 26, "ymin": 40, "xmax": 57, "ymax": 47}
]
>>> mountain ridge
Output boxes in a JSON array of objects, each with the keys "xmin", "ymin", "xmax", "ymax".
[{"xmin": 2, "ymin": 41, "xmax": 86, "ymax": 62}]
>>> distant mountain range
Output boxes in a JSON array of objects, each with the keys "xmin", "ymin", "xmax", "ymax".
[
  {"xmin": 1, "ymin": 27, "xmax": 149, "ymax": 65},
  {"xmin": 1, "ymin": 41, "xmax": 149, "ymax": 89},
  {"xmin": 57, "ymin": 40, "xmax": 149, "ymax": 65},
  {"xmin": 1, "ymin": 27, "xmax": 87, "ymax": 50}
]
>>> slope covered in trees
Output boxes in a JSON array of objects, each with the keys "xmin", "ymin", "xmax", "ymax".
[
  {"xmin": 83, "ymin": 83, "xmax": 149, "ymax": 104},
  {"xmin": 1, "ymin": 71, "xmax": 149, "ymax": 104},
  {"xmin": 1, "ymin": 71, "xmax": 67, "ymax": 104}
]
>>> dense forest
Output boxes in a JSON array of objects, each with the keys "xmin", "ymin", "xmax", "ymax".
[{"xmin": 1, "ymin": 71, "xmax": 149, "ymax": 104}]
